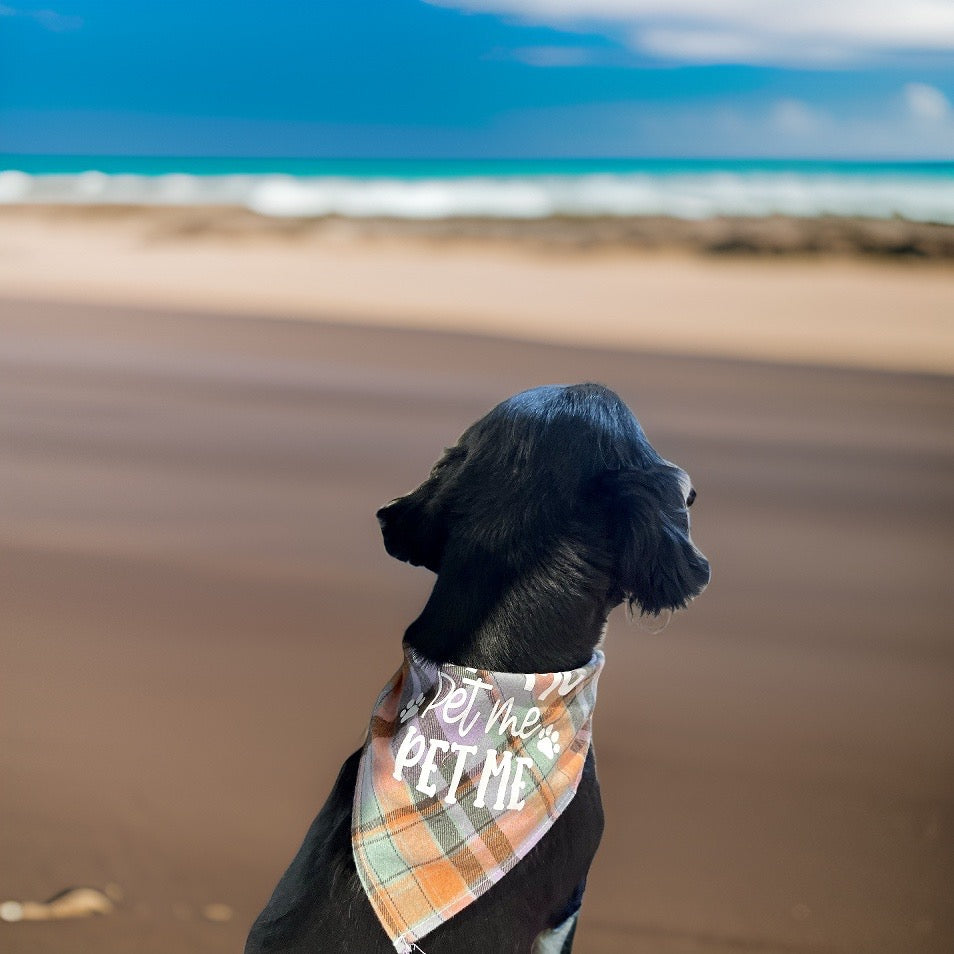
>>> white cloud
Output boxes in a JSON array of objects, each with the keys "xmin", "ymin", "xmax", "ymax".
[
  {"xmin": 511, "ymin": 45, "xmax": 595, "ymax": 67},
  {"xmin": 0, "ymin": 6, "xmax": 83, "ymax": 30},
  {"xmin": 31, "ymin": 9, "xmax": 83, "ymax": 31},
  {"xmin": 482, "ymin": 94, "xmax": 954, "ymax": 159},
  {"xmin": 904, "ymin": 82, "xmax": 951, "ymax": 121},
  {"xmin": 770, "ymin": 99, "xmax": 824, "ymax": 137},
  {"xmin": 426, "ymin": 0, "xmax": 954, "ymax": 64}
]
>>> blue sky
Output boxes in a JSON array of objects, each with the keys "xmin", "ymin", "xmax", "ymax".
[{"xmin": 1, "ymin": 0, "xmax": 953, "ymax": 158}]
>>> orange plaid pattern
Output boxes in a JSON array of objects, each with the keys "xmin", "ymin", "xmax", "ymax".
[{"xmin": 352, "ymin": 644, "xmax": 604, "ymax": 952}]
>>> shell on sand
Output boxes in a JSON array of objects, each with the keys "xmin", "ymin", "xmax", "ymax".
[
  {"xmin": 0, "ymin": 887, "xmax": 114, "ymax": 922},
  {"xmin": 201, "ymin": 903, "xmax": 233, "ymax": 923}
]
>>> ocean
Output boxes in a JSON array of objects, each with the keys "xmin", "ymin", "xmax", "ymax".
[{"xmin": 1, "ymin": 156, "xmax": 952, "ymax": 223}]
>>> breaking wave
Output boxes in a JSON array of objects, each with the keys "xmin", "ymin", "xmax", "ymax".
[{"xmin": 1, "ymin": 167, "xmax": 952, "ymax": 223}]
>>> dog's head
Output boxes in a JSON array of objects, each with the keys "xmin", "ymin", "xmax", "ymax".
[{"xmin": 377, "ymin": 383, "xmax": 709, "ymax": 618}]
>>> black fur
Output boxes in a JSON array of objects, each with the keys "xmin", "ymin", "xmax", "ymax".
[{"xmin": 246, "ymin": 382, "xmax": 709, "ymax": 954}]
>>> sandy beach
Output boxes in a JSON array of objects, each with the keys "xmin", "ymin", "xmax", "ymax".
[
  {"xmin": 1, "ymin": 210, "xmax": 953, "ymax": 954},
  {"xmin": 0, "ymin": 206, "xmax": 953, "ymax": 374}
]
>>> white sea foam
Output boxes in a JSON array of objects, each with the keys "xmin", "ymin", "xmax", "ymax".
[{"xmin": 0, "ymin": 169, "xmax": 951, "ymax": 223}]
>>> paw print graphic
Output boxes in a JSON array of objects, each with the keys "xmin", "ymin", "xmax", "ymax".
[
  {"xmin": 536, "ymin": 725, "xmax": 561, "ymax": 760},
  {"xmin": 399, "ymin": 692, "xmax": 426, "ymax": 723}
]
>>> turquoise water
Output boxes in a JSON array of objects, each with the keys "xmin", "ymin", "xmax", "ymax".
[
  {"xmin": 1, "ymin": 156, "xmax": 952, "ymax": 222},
  {"xmin": 3, "ymin": 155, "xmax": 953, "ymax": 178}
]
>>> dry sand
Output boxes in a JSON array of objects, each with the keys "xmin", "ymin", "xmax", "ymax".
[
  {"xmin": 0, "ymin": 206, "xmax": 952, "ymax": 374},
  {"xmin": 1, "ymin": 212, "xmax": 953, "ymax": 954}
]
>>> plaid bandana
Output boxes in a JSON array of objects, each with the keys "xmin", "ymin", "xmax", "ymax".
[{"xmin": 352, "ymin": 644, "xmax": 605, "ymax": 953}]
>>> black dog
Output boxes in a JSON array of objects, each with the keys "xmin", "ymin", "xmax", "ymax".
[{"xmin": 246, "ymin": 382, "xmax": 709, "ymax": 954}]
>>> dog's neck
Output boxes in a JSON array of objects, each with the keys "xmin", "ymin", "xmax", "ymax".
[{"xmin": 403, "ymin": 543, "xmax": 613, "ymax": 673}]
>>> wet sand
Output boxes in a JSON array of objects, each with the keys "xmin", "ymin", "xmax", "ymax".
[{"xmin": 1, "ymin": 295, "xmax": 953, "ymax": 954}]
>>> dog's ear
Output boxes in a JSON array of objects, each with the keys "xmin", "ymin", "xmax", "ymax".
[
  {"xmin": 597, "ymin": 465, "xmax": 710, "ymax": 616},
  {"xmin": 376, "ymin": 445, "xmax": 466, "ymax": 573}
]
